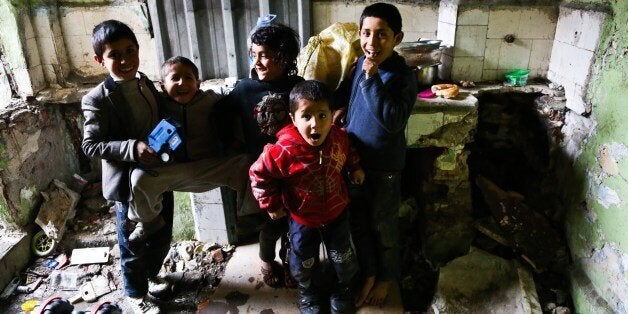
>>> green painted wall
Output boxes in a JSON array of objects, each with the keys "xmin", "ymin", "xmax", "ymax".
[{"xmin": 562, "ymin": 0, "xmax": 628, "ymax": 312}]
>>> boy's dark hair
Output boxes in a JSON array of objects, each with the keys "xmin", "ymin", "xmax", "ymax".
[
  {"xmin": 161, "ymin": 56, "xmax": 199, "ymax": 80},
  {"xmin": 92, "ymin": 20, "xmax": 139, "ymax": 58},
  {"xmin": 359, "ymin": 2, "xmax": 403, "ymax": 35},
  {"xmin": 289, "ymin": 80, "xmax": 332, "ymax": 114},
  {"xmin": 250, "ymin": 23, "xmax": 300, "ymax": 76}
]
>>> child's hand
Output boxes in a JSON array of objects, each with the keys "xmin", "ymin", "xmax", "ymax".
[
  {"xmin": 362, "ymin": 57, "xmax": 378, "ymax": 79},
  {"xmin": 135, "ymin": 141, "xmax": 160, "ymax": 167},
  {"xmin": 268, "ymin": 208, "xmax": 287, "ymax": 220},
  {"xmin": 350, "ymin": 169, "xmax": 365, "ymax": 185}
]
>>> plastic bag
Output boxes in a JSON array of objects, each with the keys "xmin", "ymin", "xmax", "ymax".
[{"xmin": 297, "ymin": 23, "xmax": 363, "ymax": 90}]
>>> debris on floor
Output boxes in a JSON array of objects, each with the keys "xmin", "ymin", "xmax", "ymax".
[{"xmin": 0, "ymin": 181, "xmax": 233, "ymax": 313}]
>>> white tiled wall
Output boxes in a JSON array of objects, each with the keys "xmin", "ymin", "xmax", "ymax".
[
  {"xmin": 441, "ymin": 5, "xmax": 558, "ymax": 82},
  {"xmin": 32, "ymin": 7, "xmax": 70, "ymax": 86},
  {"xmin": 312, "ymin": 1, "xmax": 438, "ymax": 41},
  {"xmin": 548, "ymin": 7, "xmax": 604, "ymax": 114},
  {"xmin": 58, "ymin": 3, "xmax": 158, "ymax": 79}
]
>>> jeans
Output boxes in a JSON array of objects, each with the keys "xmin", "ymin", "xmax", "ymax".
[
  {"xmin": 348, "ymin": 172, "xmax": 401, "ymax": 281},
  {"xmin": 115, "ymin": 191, "xmax": 174, "ymax": 298},
  {"xmin": 288, "ymin": 210, "xmax": 358, "ymax": 287}
]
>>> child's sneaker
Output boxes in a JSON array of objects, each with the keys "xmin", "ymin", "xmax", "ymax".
[
  {"xmin": 126, "ymin": 295, "xmax": 161, "ymax": 314},
  {"xmin": 297, "ymin": 284, "xmax": 322, "ymax": 314},
  {"xmin": 330, "ymin": 284, "xmax": 355, "ymax": 314},
  {"xmin": 128, "ymin": 216, "xmax": 165, "ymax": 244}
]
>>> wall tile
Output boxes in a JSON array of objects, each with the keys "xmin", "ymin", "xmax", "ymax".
[
  {"xmin": 20, "ymin": 12, "xmax": 35, "ymax": 40},
  {"xmin": 54, "ymin": 35, "xmax": 68, "ymax": 64},
  {"xmin": 454, "ymin": 25, "xmax": 487, "ymax": 57},
  {"xmin": 437, "ymin": 21, "xmax": 456, "ymax": 46},
  {"xmin": 498, "ymin": 38, "xmax": 532, "ymax": 70},
  {"xmin": 30, "ymin": 65, "xmax": 45, "ymax": 91},
  {"xmin": 59, "ymin": 8, "xmax": 86, "ymax": 36},
  {"xmin": 529, "ymin": 39, "xmax": 553, "ymax": 72},
  {"xmin": 398, "ymin": 4, "xmax": 438, "ymax": 34},
  {"xmin": 37, "ymin": 37, "xmax": 57, "ymax": 65},
  {"xmin": 42, "ymin": 64, "xmax": 56, "ymax": 84},
  {"xmin": 487, "ymin": 7, "xmax": 520, "ymax": 39},
  {"xmin": 529, "ymin": 68, "xmax": 548, "ymax": 78},
  {"xmin": 549, "ymin": 41, "xmax": 594, "ymax": 87},
  {"xmin": 25, "ymin": 38, "xmax": 41, "ymax": 68},
  {"xmin": 517, "ymin": 7, "xmax": 557, "ymax": 39},
  {"xmin": 457, "ymin": 6, "xmax": 489, "ymax": 26},
  {"xmin": 482, "ymin": 69, "xmax": 498, "ymax": 81},
  {"xmin": 439, "ymin": 53, "xmax": 453, "ymax": 80},
  {"xmin": 452, "ymin": 56, "xmax": 483, "ymax": 81},
  {"xmin": 327, "ymin": 2, "xmax": 359, "ymax": 25},
  {"xmin": 312, "ymin": 2, "xmax": 331, "ymax": 34},
  {"xmin": 554, "ymin": 7, "xmax": 605, "ymax": 51},
  {"xmin": 32, "ymin": 9, "xmax": 52, "ymax": 39},
  {"xmin": 483, "ymin": 38, "xmax": 501, "ymax": 70},
  {"xmin": 439, "ymin": 2, "xmax": 457, "ymax": 24},
  {"xmin": 65, "ymin": 35, "xmax": 90, "ymax": 70}
]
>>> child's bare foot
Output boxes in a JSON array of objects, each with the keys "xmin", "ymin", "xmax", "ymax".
[
  {"xmin": 260, "ymin": 260, "xmax": 282, "ymax": 287},
  {"xmin": 366, "ymin": 280, "xmax": 392, "ymax": 307},
  {"xmin": 354, "ymin": 276, "xmax": 375, "ymax": 307}
]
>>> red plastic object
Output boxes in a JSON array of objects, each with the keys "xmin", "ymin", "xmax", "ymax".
[{"xmin": 418, "ymin": 89, "xmax": 435, "ymax": 99}]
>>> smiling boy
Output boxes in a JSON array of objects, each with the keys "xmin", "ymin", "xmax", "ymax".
[
  {"xmin": 334, "ymin": 2, "xmax": 417, "ymax": 308},
  {"xmin": 250, "ymin": 80, "xmax": 365, "ymax": 313},
  {"xmin": 82, "ymin": 20, "xmax": 167, "ymax": 314}
]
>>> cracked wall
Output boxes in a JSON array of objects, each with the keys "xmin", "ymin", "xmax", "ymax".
[
  {"xmin": 561, "ymin": 0, "xmax": 628, "ymax": 312},
  {"xmin": 0, "ymin": 101, "xmax": 82, "ymax": 227}
]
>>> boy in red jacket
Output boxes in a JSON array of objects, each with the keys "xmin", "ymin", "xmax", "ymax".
[{"xmin": 249, "ymin": 80, "xmax": 365, "ymax": 314}]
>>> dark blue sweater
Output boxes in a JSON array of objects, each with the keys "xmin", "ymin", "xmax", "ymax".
[
  {"xmin": 344, "ymin": 52, "xmax": 416, "ymax": 172},
  {"xmin": 219, "ymin": 72, "xmax": 304, "ymax": 157}
]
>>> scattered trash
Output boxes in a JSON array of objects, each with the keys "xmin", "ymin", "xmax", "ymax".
[
  {"xmin": 418, "ymin": 89, "xmax": 436, "ymax": 99},
  {"xmin": 70, "ymin": 247, "xmax": 110, "ymax": 265},
  {"xmin": 20, "ymin": 299, "xmax": 39, "ymax": 311},
  {"xmin": 35, "ymin": 179, "xmax": 81, "ymax": 242},
  {"xmin": 68, "ymin": 276, "xmax": 111, "ymax": 304},
  {"xmin": 459, "ymin": 80, "xmax": 476, "ymax": 88}
]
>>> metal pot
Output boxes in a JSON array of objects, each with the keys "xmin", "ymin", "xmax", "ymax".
[
  {"xmin": 415, "ymin": 63, "xmax": 440, "ymax": 86},
  {"xmin": 395, "ymin": 40, "xmax": 444, "ymax": 67}
]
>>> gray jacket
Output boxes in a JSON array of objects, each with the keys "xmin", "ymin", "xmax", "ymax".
[{"xmin": 81, "ymin": 72, "xmax": 160, "ymax": 201}]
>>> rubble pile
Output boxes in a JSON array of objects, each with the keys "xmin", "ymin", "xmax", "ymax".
[{"xmin": 0, "ymin": 180, "xmax": 234, "ymax": 313}]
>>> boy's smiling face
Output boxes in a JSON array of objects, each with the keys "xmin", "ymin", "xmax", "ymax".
[
  {"xmin": 250, "ymin": 44, "xmax": 284, "ymax": 82},
  {"xmin": 359, "ymin": 16, "xmax": 403, "ymax": 64},
  {"xmin": 290, "ymin": 99, "xmax": 332, "ymax": 147},
  {"xmin": 94, "ymin": 38, "xmax": 139, "ymax": 81},
  {"xmin": 160, "ymin": 62, "xmax": 200, "ymax": 105}
]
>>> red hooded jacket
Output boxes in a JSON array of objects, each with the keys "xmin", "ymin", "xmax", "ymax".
[{"xmin": 249, "ymin": 124, "xmax": 362, "ymax": 227}]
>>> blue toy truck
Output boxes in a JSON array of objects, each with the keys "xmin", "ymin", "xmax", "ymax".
[{"xmin": 148, "ymin": 119, "xmax": 182, "ymax": 162}]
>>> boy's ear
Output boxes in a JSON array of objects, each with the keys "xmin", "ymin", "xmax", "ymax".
[
  {"xmin": 394, "ymin": 31, "xmax": 404, "ymax": 46},
  {"xmin": 93, "ymin": 55, "xmax": 104, "ymax": 66},
  {"xmin": 159, "ymin": 81, "xmax": 166, "ymax": 92},
  {"xmin": 289, "ymin": 113, "xmax": 296, "ymax": 124}
]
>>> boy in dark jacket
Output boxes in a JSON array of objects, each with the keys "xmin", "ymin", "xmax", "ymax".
[
  {"xmin": 81, "ymin": 20, "xmax": 167, "ymax": 314},
  {"xmin": 250, "ymin": 80, "xmax": 365, "ymax": 314},
  {"xmin": 334, "ymin": 2, "xmax": 417, "ymax": 307}
]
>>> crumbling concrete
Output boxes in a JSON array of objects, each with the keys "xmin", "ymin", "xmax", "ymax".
[
  {"xmin": 429, "ymin": 247, "xmax": 542, "ymax": 314},
  {"xmin": 0, "ymin": 99, "xmax": 82, "ymax": 227}
]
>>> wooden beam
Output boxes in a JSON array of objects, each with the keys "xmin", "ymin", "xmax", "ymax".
[{"xmin": 220, "ymin": 0, "xmax": 239, "ymax": 78}]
